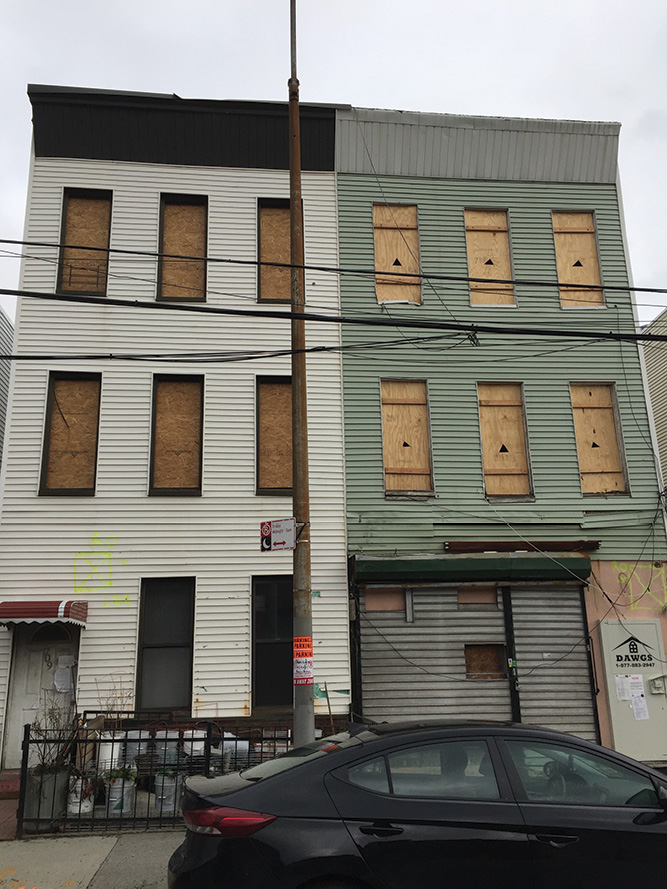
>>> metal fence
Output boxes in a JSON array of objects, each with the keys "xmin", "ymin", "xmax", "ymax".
[{"xmin": 17, "ymin": 717, "xmax": 342, "ymax": 836}]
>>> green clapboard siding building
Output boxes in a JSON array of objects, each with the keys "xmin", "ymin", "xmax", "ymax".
[{"xmin": 336, "ymin": 107, "xmax": 667, "ymax": 763}]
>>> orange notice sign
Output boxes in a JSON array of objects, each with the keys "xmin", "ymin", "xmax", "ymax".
[{"xmin": 293, "ymin": 635, "xmax": 314, "ymax": 686}]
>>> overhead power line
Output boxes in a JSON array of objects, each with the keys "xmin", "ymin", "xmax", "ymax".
[
  {"xmin": 3, "ymin": 285, "xmax": 667, "ymax": 345},
  {"xmin": 2, "ymin": 237, "xmax": 667, "ymax": 296}
]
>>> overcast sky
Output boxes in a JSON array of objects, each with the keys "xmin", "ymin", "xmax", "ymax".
[{"xmin": 2, "ymin": 0, "xmax": 666, "ymax": 324}]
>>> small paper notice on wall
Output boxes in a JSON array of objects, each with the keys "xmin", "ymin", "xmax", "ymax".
[
  {"xmin": 615, "ymin": 675, "xmax": 631, "ymax": 701},
  {"xmin": 54, "ymin": 666, "xmax": 72, "ymax": 693},
  {"xmin": 629, "ymin": 674, "xmax": 649, "ymax": 720}
]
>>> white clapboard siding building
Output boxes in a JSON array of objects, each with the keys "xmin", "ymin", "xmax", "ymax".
[{"xmin": 0, "ymin": 86, "xmax": 350, "ymax": 768}]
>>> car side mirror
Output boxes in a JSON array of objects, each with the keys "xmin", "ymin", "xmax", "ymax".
[{"xmin": 658, "ymin": 785, "xmax": 667, "ymax": 812}]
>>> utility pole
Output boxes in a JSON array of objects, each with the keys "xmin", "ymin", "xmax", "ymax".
[{"xmin": 289, "ymin": 0, "xmax": 315, "ymax": 748}]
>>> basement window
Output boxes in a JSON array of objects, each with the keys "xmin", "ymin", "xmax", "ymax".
[
  {"xmin": 570, "ymin": 383, "xmax": 627, "ymax": 494},
  {"xmin": 381, "ymin": 380, "xmax": 433, "ymax": 494},
  {"xmin": 58, "ymin": 189, "xmax": 112, "ymax": 295},
  {"xmin": 465, "ymin": 644, "xmax": 507, "ymax": 680},
  {"xmin": 477, "ymin": 382, "xmax": 532, "ymax": 498},
  {"xmin": 373, "ymin": 204, "xmax": 421, "ymax": 304},
  {"xmin": 258, "ymin": 199, "xmax": 291, "ymax": 302},
  {"xmin": 40, "ymin": 372, "xmax": 102, "ymax": 495},
  {"xmin": 552, "ymin": 212, "xmax": 604, "ymax": 308},
  {"xmin": 465, "ymin": 209, "xmax": 515, "ymax": 306},
  {"xmin": 257, "ymin": 377, "xmax": 292, "ymax": 494},
  {"xmin": 150, "ymin": 375, "xmax": 204, "ymax": 495},
  {"xmin": 158, "ymin": 194, "xmax": 207, "ymax": 301}
]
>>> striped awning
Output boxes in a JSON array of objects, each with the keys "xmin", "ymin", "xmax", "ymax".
[{"xmin": 0, "ymin": 600, "xmax": 88, "ymax": 626}]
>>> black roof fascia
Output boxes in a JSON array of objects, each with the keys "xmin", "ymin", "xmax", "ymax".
[{"xmin": 28, "ymin": 84, "xmax": 343, "ymax": 172}]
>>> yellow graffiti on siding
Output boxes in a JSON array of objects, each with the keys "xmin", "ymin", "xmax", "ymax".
[
  {"xmin": 611, "ymin": 561, "xmax": 667, "ymax": 610},
  {"xmin": 74, "ymin": 533, "xmax": 129, "ymax": 606}
]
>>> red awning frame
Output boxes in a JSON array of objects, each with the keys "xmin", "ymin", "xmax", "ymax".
[{"xmin": 0, "ymin": 600, "xmax": 88, "ymax": 627}]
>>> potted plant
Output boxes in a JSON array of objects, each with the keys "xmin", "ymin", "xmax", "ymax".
[
  {"xmin": 103, "ymin": 764, "xmax": 137, "ymax": 815},
  {"xmin": 23, "ymin": 695, "xmax": 76, "ymax": 832}
]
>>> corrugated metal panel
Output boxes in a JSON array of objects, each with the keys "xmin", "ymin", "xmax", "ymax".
[
  {"xmin": 0, "ymin": 158, "xmax": 350, "ymax": 739},
  {"xmin": 360, "ymin": 585, "xmax": 512, "ymax": 722},
  {"xmin": 359, "ymin": 583, "xmax": 596, "ymax": 740},
  {"xmin": 642, "ymin": 309, "xmax": 667, "ymax": 484},
  {"xmin": 338, "ymin": 174, "xmax": 665, "ymax": 562},
  {"xmin": 337, "ymin": 109, "xmax": 620, "ymax": 183},
  {"xmin": 0, "ymin": 310, "xmax": 14, "ymax": 462},
  {"xmin": 512, "ymin": 585, "xmax": 597, "ymax": 740}
]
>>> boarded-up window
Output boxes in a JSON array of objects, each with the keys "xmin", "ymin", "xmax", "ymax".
[
  {"xmin": 41, "ymin": 373, "xmax": 101, "ymax": 494},
  {"xmin": 465, "ymin": 210, "xmax": 514, "ymax": 305},
  {"xmin": 458, "ymin": 587, "xmax": 498, "ymax": 608},
  {"xmin": 552, "ymin": 212, "xmax": 603, "ymax": 308},
  {"xmin": 58, "ymin": 190, "xmax": 111, "ymax": 294},
  {"xmin": 465, "ymin": 644, "xmax": 507, "ymax": 680},
  {"xmin": 258, "ymin": 200, "xmax": 291, "ymax": 302},
  {"xmin": 478, "ymin": 383, "xmax": 532, "ymax": 497},
  {"xmin": 373, "ymin": 204, "xmax": 421, "ymax": 304},
  {"xmin": 151, "ymin": 376, "xmax": 203, "ymax": 494},
  {"xmin": 159, "ymin": 195, "xmax": 207, "ymax": 300},
  {"xmin": 381, "ymin": 380, "xmax": 433, "ymax": 492},
  {"xmin": 365, "ymin": 588, "xmax": 406, "ymax": 612},
  {"xmin": 257, "ymin": 378, "xmax": 292, "ymax": 492},
  {"xmin": 570, "ymin": 383, "xmax": 627, "ymax": 494}
]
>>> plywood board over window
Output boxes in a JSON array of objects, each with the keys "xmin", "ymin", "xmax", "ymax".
[
  {"xmin": 258, "ymin": 200, "xmax": 291, "ymax": 302},
  {"xmin": 151, "ymin": 376, "xmax": 203, "ymax": 494},
  {"xmin": 553, "ymin": 212, "xmax": 603, "ymax": 308},
  {"xmin": 373, "ymin": 204, "xmax": 421, "ymax": 304},
  {"xmin": 381, "ymin": 380, "xmax": 433, "ymax": 493},
  {"xmin": 41, "ymin": 373, "xmax": 102, "ymax": 494},
  {"xmin": 159, "ymin": 195, "xmax": 207, "ymax": 300},
  {"xmin": 465, "ymin": 210, "xmax": 514, "ymax": 305},
  {"xmin": 478, "ymin": 383, "xmax": 532, "ymax": 497},
  {"xmin": 257, "ymin": 377, "xmax": 292, "ymax": 492},
  {"xmin": 58, "ymin": 190, "xmax": 112, "ymax": 294},
  {"xmin": 570, "ymin": 383, "xmax": 627, "ymax": 494},
  {"xmin": 465, "ymin": 644, "xmax": 507, "ymax": 680}
]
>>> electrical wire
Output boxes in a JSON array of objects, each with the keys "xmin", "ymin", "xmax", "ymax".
[
  {"xmin": 4, "ymin": 285, "xmax": 667, "ymax": 346},
  {"xmin": 2, "ymin": 236, "xmax": 667, "ymax": 296}
]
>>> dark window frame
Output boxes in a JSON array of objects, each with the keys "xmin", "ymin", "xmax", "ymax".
[
  {"xmin": 39, "ymin": 370, "xmax": 102, "ymax": 497},
  {"xmin": 257, "ymin": 197, "xmax": 292, "ymax": 304},
  {"xmin": 256, "ymin": 375, "xmax": 292, "ymax": 495},
  {"xmin": 136, "ymin": 576, "xmax": 195, "ymax": 713},
  {"xmin": 251, "ymin": 574, "xmax": 294, "ymax": 711},
  {"xmin": 157, "ymin": 193, "xmax": 208, "ymax": 302},
  {"xmin": 149, "ymin": 373, "xmax": 204, "ymax": 496},
  {"xmin": 57, "ymin": 188, "xmax": 112, "ymax": 296}
]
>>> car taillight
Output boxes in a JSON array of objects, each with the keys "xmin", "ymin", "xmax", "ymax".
[{"xmin": 184, "ymin": 805, "xmax": 276, "ymax": 836}]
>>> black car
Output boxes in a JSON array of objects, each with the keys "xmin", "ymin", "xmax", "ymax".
[{"xmin": 168, "ymin": 720, "xmax": 667, "ymax": 889}]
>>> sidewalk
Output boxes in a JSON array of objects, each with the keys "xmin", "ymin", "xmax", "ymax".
[{"xmin": 0, "ymin": 830, "xmax": 183, "ymax": 889}]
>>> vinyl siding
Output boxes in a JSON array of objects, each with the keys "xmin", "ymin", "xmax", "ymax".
[
  {"xmin": 338, "ymin": 174, "xmax": 665, "ymax": 561},
  {"xmin": 643, "ymin": 309, "xmax": 667, "ymax": 485},
  {"xmin": 0, "ymin": 157, "xmax": 350, "ymax": 736}
]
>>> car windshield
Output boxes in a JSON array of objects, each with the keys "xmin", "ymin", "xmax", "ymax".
[{"xmin": 240, "ymin": 732, "xmax": 364, "ymax": 780}]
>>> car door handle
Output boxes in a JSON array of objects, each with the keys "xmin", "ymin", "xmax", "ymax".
[
  {"xmin": 359, "ymin": 823, "xmax": 404, "ymax": 837},
  {"xmin": 533, "ymin": 834, "xmax": 580, "ymax": 849}
]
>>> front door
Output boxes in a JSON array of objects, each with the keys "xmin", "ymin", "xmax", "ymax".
[{"xmin": 2, "ymin": 623, "xmax": 79, "ymax": 769}]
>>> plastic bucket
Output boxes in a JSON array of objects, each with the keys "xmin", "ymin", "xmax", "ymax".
[
  {"xmin": 154, "ymin": 774, "xmax": 182, "ymax": 813},
  {"xmin": 183, "ymin": 730, "xmax": 206, "ymax": 757},
  {"xmin": 155, "ymin": 731, "xmax": 180, "ymax": 764},
  {"xmin": 106, "ymin": 779, "xmax": 135, "ymax": 815}
]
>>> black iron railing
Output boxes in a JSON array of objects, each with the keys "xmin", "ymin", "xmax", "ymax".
[{"xmin": 16, "ymin": 717, "xmax": 347, "ymax": 836}]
